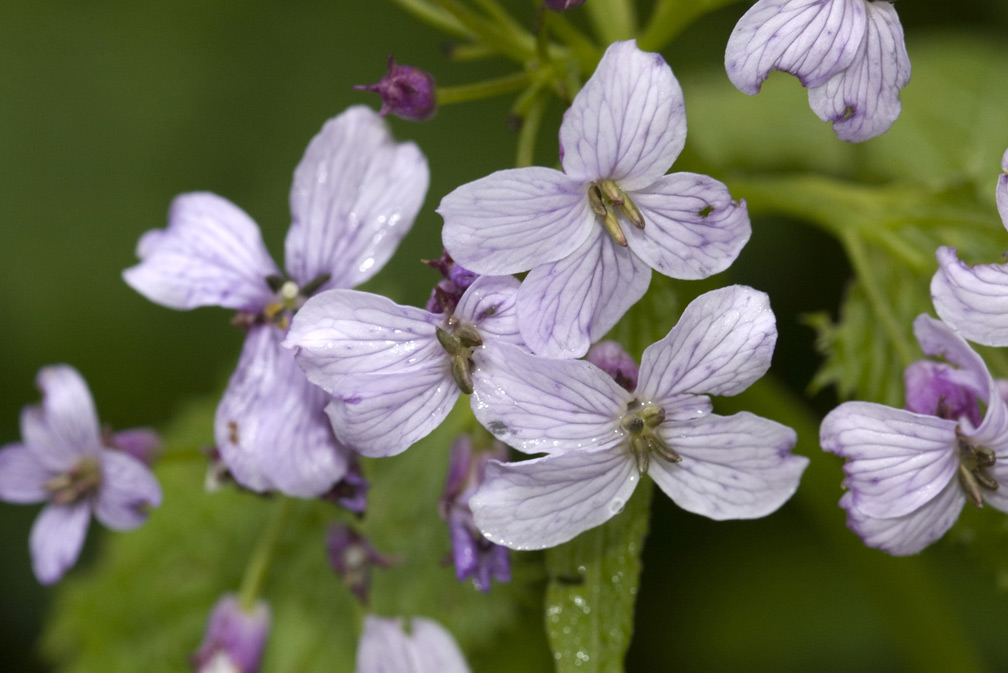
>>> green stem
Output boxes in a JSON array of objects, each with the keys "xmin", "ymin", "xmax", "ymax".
[
  {"xmin": 446, "ymin": 42, "xmax": 496, "ymax": 61},
  {"xmin": 438, "ymin": 71, "xmax": 533, "ymax": 105},
  {"xmin": 584, "ymin": 0, "xmax": 637, "ymax": 44},
  {"xmin": 238, "ymin": 497, "xmax": 294, "ymax": 611},
  {"xmin": 638, "ymin": 0, "xmax": 738, "ymax": 52},
  {"xmin": 432, "ymin": 0, "xmax": 535, "ymax": 62},
  {"xmin": 542, "ymin": 11, "xmax": 601, "ymax": 76},
  {"xmin": 388, "ymin": 0, "xmax": 471, "ymax": 38},
  {"xmin": 515, "ymin": 88, "xmax": 549, "ymax": 167}
]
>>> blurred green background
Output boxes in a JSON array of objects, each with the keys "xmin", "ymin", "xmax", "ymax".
[{"xmin": 3, "ymin": 1, "xmax": 1008, "ymax": 671}]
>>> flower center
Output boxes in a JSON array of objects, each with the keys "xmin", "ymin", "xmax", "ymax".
[
  {"xmin": 588, "ymin": 179, "xmax": 645, "ymax": 247},
  {"xmin": 621, "ymin": 400, "xmax": 678, "ymax": 474},
  {"xmin": 233, "ymin": 273, "xmax": 331, "ymax": 331},
  {"xmin": 436, "ymin": 316, "xmax": 483, "ymax": 394},
  {"xmin": 44, "ymin": 455, "xmax": 102, "ymax": 505},
  {"xmin": 956, "ymin": 433, "xmax": 998, "ymax": 507}
]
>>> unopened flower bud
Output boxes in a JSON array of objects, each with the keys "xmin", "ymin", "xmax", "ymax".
[
  {"xmin": 326, "ymin": 523, "xmax": 397, "ymax": 605},
  {"xmin": 354, "ymin": 55, "xmax": 436, "ymax": 122},
  {"xmin": 192, "ymin": 595, "xmax": 270, "ymax": 673},
  {"xmin": 586, "ymin": 341, "xmax": 639, "ymax": 392}
]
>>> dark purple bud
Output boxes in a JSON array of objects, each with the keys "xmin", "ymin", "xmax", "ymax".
[
  {"xmin": 545, "ymin": 0, "xmax": 586, "ymax": 11},
  {"xmin": 321, "ymin": 456, "xmax": 369, "ymax": 516},
  {"xmin": 354, "ymin": 55, "xmax": 436, "ymax": 122},
  {"xmin": 904, "ymin": 360, "xmax": 982, "ymax": 428},
  {"xmin": 586, "ymin": 341, "xmax": 639, "ymax": 392},
  {"xmin": 106, "ymin": 427, "xmax": 161, "ymax": 466},
  {"xmin": 424, "ymin": 250, "xmax": 480, "ymax": 315},
  {"xmin": 326, "ymin": 523, "xmax": 397, "ymax": 605},
  {"xmin": 192, "ymin": 594, "xmax": 270, "ymax": 673}
]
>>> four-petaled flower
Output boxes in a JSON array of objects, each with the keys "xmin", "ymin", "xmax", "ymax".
[
  {"xmin": 439, "ymin": 40, "xmax": 750, "ymax": 358},
  {"xmin": 355, "ymin": 615, "xmax": 471, "ymax": 673},
  {"xmin": 725, "ymin": 0, "xmax": 911, "ymax": 142},
  {"xmin": 123, "ymin": 106, "xmax": 428, "ymax": 497},
  {"xmin": 820, "ymin": 315, "xmax": 1008, "ymax": 555},
  {"xmin": 467, "ymin": 286, "xmax": 807, "ymax": 550},
  {"xmin": 0, "ymin": 365, "xmax": 162, "ymax": 584}
]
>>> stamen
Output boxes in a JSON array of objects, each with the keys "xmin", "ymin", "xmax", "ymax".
[
  {"xmin": 958, "ymin": 464, "xmax": 985, "ymax": 508},
  {"xmin": 452, "ymin": 355, "xmax": 474, "ymax": 394},
  {"xmin": 45, "ymin": 456, "xmax": 102, "ymax": 505},
  {"xmin": 436, "ymin": 326, "xmax": 462, "ymax": 356},
  {"xmin": 299, "ymin": 273, "xmax": 331, "ymax": 297}
]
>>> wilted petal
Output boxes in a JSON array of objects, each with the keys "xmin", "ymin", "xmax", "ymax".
[
  {"xmin": 285, "ymin": 289, "xmax": 442, "ymax": 392},
  {"xmin": 820, "ymin": 401, "xmax": 958, "ymax": 518},
  {"xmin": 285, "ymin": 106, "xmax": 429, "ymax": 289},
  {"xmin": 904, "ymin": 360, "xmax": 982, "ymax": 429},
  {"xmin": 325, "ymin": 368, "xmax": 459, "ymax": 458},
  {"xmin": 470, "ymin": 447, "xmax": 639, "ymax": 550},
  {"xmin": 932, "ymin": 246, "xmax": 1008, "ymax": 348},
  {"xmin": 356, "ymin": 616, "xmax": 470, "ymax": 673},
  {"xmin": 439, "ymin": 167, "xmax": 593, "ymax": 275},
  {"xmin": 94, "ymin": 451, "xmax": 162, "ymax": 531},
  {"xmin": 808, "ymin": 1, "xmax": 910, "ymax": 142},
  {"xmin": 636, "ymin": 286, "xmax": 777, "ymax": 402},
  {"xmin": 471, "ymin": 343, "xmax": 629, "ymax": 455},
  {"xmin": 123, "ymin": 192, "xmax": 279, "ymax": 311},
  {"xmin": 453, "ymin": 275, "xmax": 523, "ymax": 346},
  {"xmin": 841, "ymin": 482, "xmax": 964, "ymax": 556},
  {"xmin": 20, "ymin": 365, "xmax": 102, "ymax": 471},
  {"xmin": 30, "ymin": 502, "xmax": 90, "ymax": 585},
  {"xmin": 625, "ymin": 173, "xmax": 750, "ymax": 280},
  {"xmin": 216, "ymin": 326, "xmax": 348, "ymax": 497},
  {"xmin": 0, "ymin": 444, "xmax": 50, "ymax": 503},
  {"xmin": 560, "ymin": 40, "xmax": 686, "ymax": 189},
  {"xmin": 517, "ymin": 230, "xmax": 652, "ymax": 358},
  {"xmin": 650, "ymin": 412, "xmax": 805, "ymax": 520},
  {"xmin": 725, "ymin": 0, "xmax": 866, "ymax": 94}
]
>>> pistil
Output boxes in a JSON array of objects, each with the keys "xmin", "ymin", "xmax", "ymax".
[{"xmin": 622, "ymin": 402, "xmax": 678, "ymax": 474}]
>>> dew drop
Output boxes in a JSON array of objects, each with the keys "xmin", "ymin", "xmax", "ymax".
[{"xmin": 609, "ymin": 498, "xmax": 624, "ymax": 515}]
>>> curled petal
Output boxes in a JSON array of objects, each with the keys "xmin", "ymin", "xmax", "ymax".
[
  {"xmin": 517, "ymin": 230, "xmax": 652, "ymax": 358},
  {"xmin": 439, "ymin": 167, "xmax": 593, "ymax": 275},
  {"xmin": 216, "ymin": 326, "xmax": 348, "ymax": 497},
  {"xmin": 0, "ymin": 444, "xmax": 50, "ymax": 503},
  {"xmin": 808, "ymin": 1, "xmax": 910, "ymax": 142},
  {"xmin": 725, "ymin": 0, "xmax": 866, "ymax": 94},
  {"xmin": 820, "ymin": 401, "xmax": 958, "ymax": 518},
  {"xmin": 650, "ymin": 412, "xmax": 805, "ymax": 520},
  {"xmin": 30, "ymin": 502, "xmax": 91, "ymax": 585},
  {"xmin": 637, "ymin": 285, "xmax": 777, "ymax": 402},
  {"xmin": 21, "ymin": 365, "xmax": 102, "ymax": 471},
  {"xmin": 470, "ymin": 447, "xmax": 639, "ymax": 550},
  {"xmin": 625, "ymin": 173, "xmax": 751, "ymax": 280},
  {"xmin": 841, "ymin": 481, "xmax": 964, "ymax": 556},
  {"xmin": 932, "ymin": 246, "xmax": 1008, "ymax": 348},
  {"xmin": 285, "ymin": 106, "xmax": 429, "ymax": 289},
  {"xmin": 453, "ymin": 275, "xmax": 524, "ymax": 346},
  {"xmin": 285, "ymin": 289, "xmax": 441, "ymax": 392},
  {"xmin": 470, "ymin": 343, "xmax": 629, "ymax": 455},
  {"xmin": 123, "ymin": 192, "xmax": 279, "ymax": 311},
  {"xmin": 94, "ymin": 451, "xmax": 162, "ymax": 531}
]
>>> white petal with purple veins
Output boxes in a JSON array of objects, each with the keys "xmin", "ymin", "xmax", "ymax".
[
  {"xmin": 820, "ymin": 401, "xmax": 958, "ymax": 518},
  {"xmin": 123, "ymin": 192, "xmax": 280, "ymax": 311},
  {"xmin": 453, "ymin": 275, "xmax": 523, "ymax": 346},
  {"xmin": 470, "ymin": 447, "xmax": 639, "ymax": 550},
  {"xmin": 94, "ymin": 451, "xmax": 163, "ymax": 531},
  {"xmin": 470, "ymin": 343, "xmax": 629, "ymax": 455},
  {"xmin": 725, "ymin": 0, "xmax": 866, "ymax": 94},
  {"xmin": 439, "ymin": 167, "xmax": 593, "ymax": 275},
  {"xmin": 636, "ymin": 286, "xmax": 777, "ymax": 402},
  {"xmin": 841, "ymin": 482, "xmax": 964, "ymax": 556},
  {"xmin": 285, "ymin": 106, "xmax": 428, "ymax": 290},
  {"xmin": 517, "ymin": 229, "xmax": 652, "ymax": 358},
  {"xmin": 560, "ymin": 40, "xmax": 687, "ymax": 190},
  {"xmin": 30, "ymin": 502, "xmax": 91, "ymax": 585},
  {"xmin": 0, "ymin": 444, "xmax": 50, "ymax": 503},
  {"xmin": 20, "ymin": 365, "xmax": 102, "ymax": 471},
  {"xmin": 808, "ymin": 1, "xmax": 910, "ymax": 142},
  {"xmin": 649, "ymin": 412, "xmax": 805, "ymax": 520},
  {"xmin": 625, "ymin": 173, "xmax": 751, "ymax": 280},
  {"xmin": 932, "ymin": 246, "xmax": 1008, "ymax": 348}
]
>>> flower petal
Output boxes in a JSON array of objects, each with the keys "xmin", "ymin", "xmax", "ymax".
[
  {"xmin": 0, "ymin": 444, "xmax": 50, "ymax": 503},
  {"xmin": 997, "ymin": 149, "xmax": 1008, "ymax": 229},
  {"xmin": 636, "ymin": 285, "xmax": 777, "ymax": 402},
  {"xmin": 285, "ymin": 289, "xmax": 442, "ymax": 392},
  {"xmin": 808, "ymin": 1, "xmax": 910, "ymax": 142},
  {"xmin": 94, "ymin": 451, "xmax": 162, "ymax": 530},
  {"xmin": 356, "ymin": 616, "xmax": 471, "ymax": 673},
  {"xmin": 30, "ymin": 502, "xmax": 91, "ymax": 584},
  {"xmin": 840, "ymin": 481, "xmax": 964, "ymax": 556},
  {"xmin": 21, "ymin": 365, "xmax": 102, "ymax": 471},
  {"xmin": 470, "ymin": 342, "xmax": 629, "ymax": 455},
  {"xmin": 453, "ymin": 275, "xmax": 524, "ymax": 347},
  {"xmin": 560, "ymin": 40, "xmax": 686, "ymax": 189},
  {"xmin": 932, "ymin": 246, "xmax": 1008, "ymax": 348},
  {"xmin": 650, "ymin": 412, "xmax": 805, "ymax": 520},
  {"xmin": 725, "ymin": 0, "xmax": 866, "ymax": 94},
  {"xmin": 285, "ymin": 106, "xmax": 429, "ymax": 289},
  {"xmin": 625, "ymin": 173, "xmax": 750, "ymax": 280},
  {"xmin": 470, "ymin": 447, "xmax": 639, "ymax": 550},
  {"xmin": 123, "ymin": 192, "xmax": 279, "ymax": 311},
  {"xmin": 409, "ymin": 618, "xmax": 473, "ymax": 673},
  {"xmin": 820, "ymin": 401, "xmax": 958, "ymax": 519},
  {"xmin": 438, "ymin": 167, "xmax": 593, "ymax": 275},
  {"xmin": 517, "ymin": 229, "xmax": 652, "ymax": 358},
  {"xmin": 216, "ymin": 326, "xmax": 348, "ymax": 497},
  {"xmin": 325, "ymin": 368, "xmax": 460, "ymax": 458}
]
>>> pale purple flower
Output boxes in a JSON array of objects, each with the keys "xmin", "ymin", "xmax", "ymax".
[
  {"xmin": 467, "ymin": 286, "xmax": 807, "ymax": 550},
  {"xmin": 355, "ymin": 616, "xmax": 470, "ymax": 673},
  {"xmin": 932, "ymin": 149, "xmax": 1008, "ymax": 346},
  {"xmin": 355, "ymin": 55, "xmax": 437, "ymax": 122},
  {"xmin": 439, "ymin": 40, "xmax": 750, "ymax": 358},
  {"xmin": 284, "ymin": 274, "xmax": 525, "ymax": 458},
  {"xmin": 439, "ymin": 435, "xmax": 510, "ymax": 593},
  {"xmin": 326, "ymin": 523, "xmax": 398, "ymax": 605},
  {"xmin": 725, "ymin": 0, "xmax": 911, "ymax": 142},
  {"xmin": 192, "ymin": 594, "xmax": 270, "ymax": 673},
  {"xmin": 123, "ymin": 106, "xmax": 428, "ymax": 497},
  {"xmin": 820, "ymin": 315, "xmax": 1008, "ymax": 555},
  {"xmin": 0, "ymin": 365, "xmax": 162, "ymax": 584}
]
